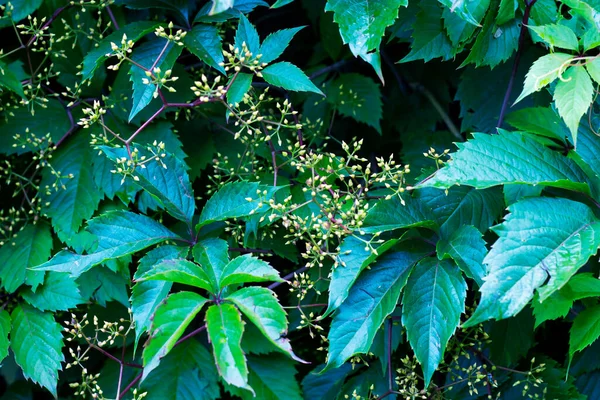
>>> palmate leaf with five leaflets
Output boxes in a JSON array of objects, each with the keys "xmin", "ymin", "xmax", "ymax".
[
  {"xmin": 464, "ymin": 197, "xmax": 600, "ymax": 328},
  {"xmin": 401, "ymin": 258, "xmax": 467, "ymax": 387}
]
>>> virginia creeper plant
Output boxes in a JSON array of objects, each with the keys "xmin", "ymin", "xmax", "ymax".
[{"xmin": 1, "ymin": 0, "xmax": 600, "ymax": 399}]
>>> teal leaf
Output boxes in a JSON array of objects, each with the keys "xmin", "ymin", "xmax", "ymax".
[
  {"xmin": 400, "ymin": 0, "xmax": 454, "ymax": 63},
  {"xmin": 529, "ymin": 23, "xmax": 579, "ymax": 51},
  {"xmin": 22, "ymin": 272, "xmax": 84, "ymax": 312},
  {"xmin": 0, "ymin": 60, "xmax": 25, "ymax": 97},
  {"xmin": 141, "ymin": 340, "xmax": 219, "ymax": 400},
  {"xmin": 325, "ymin": 242, "xmax": 431, "ymax": 370},
  {"xmin": 128, "ymin": 38, "xmax": 183, "ymax": 121},
  {"xmin": 325, "ymin": 0, "xmax": 405, "ymax": 56},
  {"xmin": 131, "ymin": 245, "xmax": 188, "ymax": 348},
  {"xmin": 0, "ymin": 222, "xmax": 52, "ymax": 293},
  {"xmin": 136, "ymin": 259, "xmax": 213, "ymax": 292},
  {"xmin": 77, "ymin": 265, "xmax": 130, "ymax": 307},
  {"xmin": 142, "ymin": 291, "xmax": 208, "ymax": 380},
  {"xmin": 437, "ymin": 225, "xmax": 487, "ymax": 286},
  {"xmin": 40, "ymin": 133, "xmax": 102, "ymax": 241},
  {"xmin": 261, "ymin": 62, "xmax": 324, "ymax": 95},
  {"xmin": 81, "ymin": 21, "xmax": 160, "ymax": 81},
  {"xmin": 197, "ymin": 181, "xmax": 282, "ymax": 229},
  {"xmin": 210, "ymin": 0, "xmax": 234, "ymax": 15},
  {"xmin": 439, "ymin": 0, "xmax": 485, "ymax": 26},
  {"xmin": 100, "ymin": 146, "xmax": 195, "ymax": 226},
  {"xmin": 514, "ymin": 52, "xmax": 573, "ymax": 104},
  {"xmin": 326, "ymin": 235, "xmax": 400, "ymax": 316},
  {"xmin": 226, "ymin": 287, "xmax": 300, "ymax": 361},
  {"xmin": 219, "ymin": 254, "xmax": 283, "ymax": 288},
  {"xmin": 496, "ymin": 0, "xmax": 517, "ymax": 25},
  {"xmin": 464, "ymin": 197, "xmax": 600, "ymax": 327},
  {"xmin": 259, "ymin": 26, "xmax": 305, "ymax": 64},
  {"xmin": 235, "ymin": 14, "xmax": 261, "ymax": 54},
  {"xmin": 361, "ymin": 195, "xmax": 437, "ymax": 233},
  {"xmin": 227, "ymin": 72, "xmax": 253, "ymax": 106},
  {"xmin": 554, "ymin": 66, "xmax": 594, "ymax": 146},
  {"xmin": 402, "ymin": 258, "xmax": 466, "ymax": 387},
  {"xmin": 33, "ymin": 211, "xmax": 181, "ymax": 277},
  {"xmin": 0, "ymin": 310, "xmax": 10, "ymax": 364},
  {"xmin": 11, "ymin": 305, "xmax": 64, "ymax": 397},
  {"xmin": 302, "ymin": 363, "xmax": 354, "ymax": 400},
  {"xmin": 238, "ymin": 355, "xmax": 303, "ymax": 400},
  {"xmin": 325, "ymin": 73, "xmax": 383, "ymax": 133},
  {"xmin": 570, "ymin": 305, "xmax": 600, "ymax": 356},
  {"xmin": 422, "ymin": 131, "xmax": 591, "ymax": 194},
  {"xmin": 183, "ymin": 25, "xmax": 225, "ymax": 74},
  {"xmin": 115, "ymin": 0, "xmax": 190, "ymax": 22},
  {"xmin": 206, "ymin": 303, "xmax": 252, "ymax": 392},
  {"xmin": 505, "ymin": 106, "xmax": 569, "ymax": 141},
  {"xmin": 443, "ymin": 0, "xmax": 490, "ymax": 45}
]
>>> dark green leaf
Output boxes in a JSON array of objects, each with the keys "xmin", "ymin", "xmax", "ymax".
[
  {"xmin": 235, "ymin": 14, "xmax": 260, "ymax": 54},
  {"xmin": 22, "ymin": 272, "xmax": 84, "ymax": 311},
  {"xmin": 0, "ymin": 310, "xmax": 9, "ymax": 364},
  {"xmin": 136, "ymin": 259, "xmax": 213, "ymax": 292},
  {"xmin": 437, "ymin": 225, "xmax": 487, "ymax": 286},
  {"xmin": 219, "ymin": 254, "xmax": 283, "ymax": 288},
  {"xmin": 259, "ymin": 26, "xmax": 304, "ymax": 64},
  {"xmin": 361, "ymin": 195, "xmax": 437, "ymax": 233},
  {"xmin": 0, "ymin": 60, "xmax": 25, "ymax": 97},
  {"xmin": 570, "ymin": 305, "xmax": 600, "ymax": 356},
  {"xmin": 183, "ymin": 25, "xmax": 225, "ymax": 74},
  {"xmin": 402, "ymin": 258, "xmax": 466, "ymax": 386},
  {"xmin": 227, "ymin": 72, "xmax": 253, "ymax": 106}
]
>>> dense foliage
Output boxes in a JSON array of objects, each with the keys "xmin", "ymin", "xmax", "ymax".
[{"xmin": 1, "ymin": 0, "xmax": 600, "ymax": 398}]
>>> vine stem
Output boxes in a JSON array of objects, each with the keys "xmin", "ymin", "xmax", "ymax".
[{"xmin": 497, "ymin": 0, "xmax": 538, "ymax": 129}]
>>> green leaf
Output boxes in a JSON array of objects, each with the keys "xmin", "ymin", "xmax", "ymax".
[
  {"xmin": 0, "ymin": 222, "xmax": 52, "ymax": 293},
  {"xmin": 402, "ymin": 258, "xmax": 466, "ymax": 386},
  {"xmin": 325, "ymin": 73, "xmax": 383, "ymax": 133},
  {"xmin": 0, "ymin": 60, "xmax": 25, "ymax": 97},
  {"xmin": 325, "ymin": 0, "xmax": 405, "ymax": 56},
  {"xmin": 0, "ymin": 0, "xmax": 42, "ymax": 24},
  {"xmin": 496, "ymin": 0, "xmax": 517, "ymax": 25},
  {"xmin": 0, "ymin": 99, "xmax": 71, "ymax": 156},
  {"xmin": 0, "ymin": 310, "xmax": 10, "ymax": 364},
  {"xmin": 22, "ymin": 272, "xmax": 84, "ymax": 312},
  {"xmin": 227, "ymin": 287, "xmax": 299, "ymax": 360},
  {"xmin": 197, "ymin": 181, "xmax": 282, "ymax": 229},
  {"xmin": 514, "ymin": 52, "xmax": 573, "ymax": 104},
  {"xmin": 570, "ymin": 305, "xmax": 600, "ymax": 356},
  {"xmin": 205, "ymin": 303, "xmax": 251, "ymax": 392},
  {"xmin": 463, "ymin": 197, "xmax": 600, "ymax": 328},
  {"xmin": 101, "ymin": 146, "xmax": 195, "ymax": 225},
  {"xmin": 582, "ymin": 28, "xmax": 600, "ymax": 52},
  {"xmin": 488, "ymin": 307, "xmax": 535, "ymax": 365},
  {"xmin": 115, "ymin": 0, "xmax": 190, "ymax": 22},
  {"xmin": 10, "ymin": 305, "xmax": 64, "ymax": 397},
  {"xmin": 325, "ymin": 242, "xmax": 431, "ymax": 370},
  {"xmin": 422, "ymin": 131, "xmax": 591, "ymax": 194},
  {"xmin": 220, "ymin": 254, "xmax": 283, "ymax": 288},
  {"xmin": 439, "ymin": 0, "xmax": 485, "ymax": 26},
  {"xmin": 238, "ymin": 355, "xmax": 303, "ymax": 400},
  {"xmin": 183, "ymin": 24, "xmax": 225, "ymax": 74},
  {"xmin": 40, "ymin": 133, "xmax": 102, "ymax": 241},
  {"xmin": 34, "ymin": 211, "xmax": 181, "ymax": 277},
  {"xmin": 361, "ymin": 195, "xmax": 437, "ymax": 233},
  {"xmin": 235, "ymin": 14, "xmax": 261, "ymax": 54},
  {"xmin": 554, "ymin": 66, "xmax": 595, "ymax": 145},
  {"xmin": 443, "ymin": 0, "xmax": 490, "ymax": 45},
  {"xmin": 210, "ymin": 0, "xmax": 234, "ymax": 14},
  {"xmin": 528, "ymin": 23, "xmax": 580, "ymax": 51},
  {"xmin": 131, "ymin": 245, "xmax": 187, "ymax": 348},
  {"xmin": 503, "ymin": 184, "xmax": 544, "ymax": 205},
  {"xmin": 81, "ymin": 21, "xmax": 160, "ymax": 81},
  {"xmin": 142, "ymin": 291, "xmax": 208, "ymax": 380},
  {"xmin": 128, "ymin": 38, "xmax": 183, "ymax": 121},
  {"xmin": 192, "ymin": 238, "xmax": 230, "ymax": 291},
  {"xmin": 259, "ymin": 26, "xmax": 304, "ymax": 64},
  {"xmin": 586, "ymin": 58, "xmax": 600, "ymax": 85},
  {"xmin": 401, "ymin": 0, "xmax": 454, "ymax": 63},
  {"xmin": 437, "ymin": 225, "xmax": 487, "ymax": 286},
  {"xmin": 460, "ymin": 10, "xmax": 520, "ymax": 68},
  {"xmin": 532, "ymin": 290, "xmax": 573, "ymax": 328},
  {"xmin": 227, "ymin": 72, "xmax": 253, "ymax": 106},
  {"xmin": 326, "ymin": 235, "xmax": 400, "ymax": 316},
  {"xmin": 141, "ymin": 340, "xmax": 219, "ymax": 400},
  {"xmin": 505, "ymin": 106, "xmax": 569, "ymax": 141},
  {"xmin": 77, "ymin": 266, "xmax": 130, "ymax": 307},
  {"xmin": 136, "ymin": 259, "xmax": 213, "ymax": 292},
  {"xmin": 261, "ymin": 62, "xmax": 323, "ymax": 95}
]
